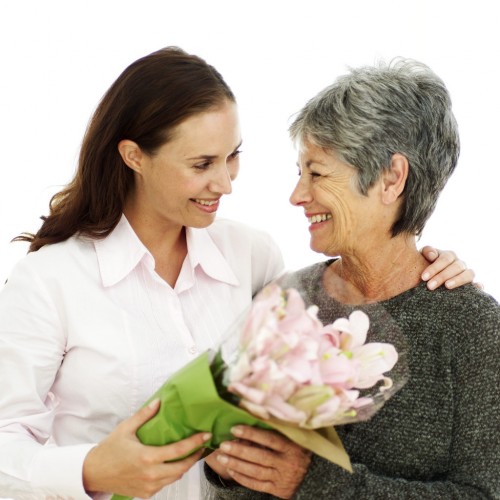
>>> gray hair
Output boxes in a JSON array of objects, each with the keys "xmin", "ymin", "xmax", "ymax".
[{"xmin": 289, "ymin": 58, "xmax": 460, "ymax": 236}]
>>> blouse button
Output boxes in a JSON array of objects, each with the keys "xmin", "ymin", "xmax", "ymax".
[{"xmin": 188, "ymin": 345, "xmax": 198, "ymax": 355}]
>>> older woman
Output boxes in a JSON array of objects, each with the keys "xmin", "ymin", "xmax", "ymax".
[{"xmin": 204, "ymin": 60, "xmax": 500, "ymax": 498}]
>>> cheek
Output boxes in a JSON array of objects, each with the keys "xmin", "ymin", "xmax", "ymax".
[{"xmin": 318, "ymin": 185, "xmax": 355, "ymax": 239}]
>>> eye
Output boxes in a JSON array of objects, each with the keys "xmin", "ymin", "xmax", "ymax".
[
  {"xmin": 194, "ymin": 161, "xmax": 212, "ymax": 170},
  {"xmin": 229, "ymin": 149, "xmax": 242, "ymax": 160},
  {"xmin": 309, "ymin": 171, "xmax": 321, "ymax": 178}
]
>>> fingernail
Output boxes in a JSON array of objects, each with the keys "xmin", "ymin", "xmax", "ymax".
[
  {"xmin": 217, "ymin": 454, "xmax": 229, "ymax": 465},
  {"xmin": 446, "ymin": 280, "xmax": 455, "ymax": 289},
  {"xmin": 220, "ymin": 442, "xmax": 231, "ymax": 452},
  {"xmin": 428, "ymin": 280, "xmax": 437, "ymax": 290},
  {"xmin": 428, "ymin": 251, "xmax": 438, "ymax": 260},
  {"xmin": 231, "ymin": 426, "xmax": 243, "ymax": 437},
  {"xmin": 147, "ymin": 398, "xmax": 160, "ymax": 409},
  {"xmin": 421, "ymin": 272, "xmax": 430, "ymax": 281},
  {"xmin": 203, "ymin": 433, "xmax": 212, "ymax": 441}
]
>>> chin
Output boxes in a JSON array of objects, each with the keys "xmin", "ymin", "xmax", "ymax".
[
  {"xmin": 190, "ymin": 217, "xmax": 217, "ymax": 229},
  {"xmin": 310, "ymin": 239, "xmax": 340, "ymax": 258},
  {"xmin": 309, "ymin": 241, "xmax": 327, "ymax": 256}
]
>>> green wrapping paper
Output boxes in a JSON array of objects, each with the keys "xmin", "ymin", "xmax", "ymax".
[{"xmin": 111, "ymin": 351, "xmax": 351, "ymax": 500}]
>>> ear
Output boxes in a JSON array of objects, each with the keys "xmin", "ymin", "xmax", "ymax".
[
  {"xmin": 118, "ymin": 140, "xmax": 144, "ymax": 174},
  {"xmin": 381, "ymin": 153, "xmax": 409, "ymax": 204}
]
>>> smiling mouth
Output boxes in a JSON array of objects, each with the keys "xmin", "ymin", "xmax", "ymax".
[
  {"xmin": 308, "ymin": 213, "xmax": 332, "ymax": 224},
  {"xmin": 193, "ymin": 198, "xmax": 219, "ymax": 206}
]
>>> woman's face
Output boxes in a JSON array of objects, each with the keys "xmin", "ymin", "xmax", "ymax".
[
  {"xmin": 290, "ymin": 140, "xmax": 382, "ymax": 257},
  {"xmin": 130, "ymin": 100, "xmax": 241, "ymax": 230}
]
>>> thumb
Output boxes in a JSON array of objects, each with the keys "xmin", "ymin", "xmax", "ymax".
[{"xmin": 121, "ymin": 398, "xmax": 161, "ymax": 435}]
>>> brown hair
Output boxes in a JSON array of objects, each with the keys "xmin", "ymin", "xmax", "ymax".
[{"xmin": 15, "ymin": 46, "xmax": 235, "ymax": 251}]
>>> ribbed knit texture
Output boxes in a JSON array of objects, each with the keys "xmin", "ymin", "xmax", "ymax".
[{"xmin": 204, "ymin": 260, "xmax": 500, "ymax": 499}]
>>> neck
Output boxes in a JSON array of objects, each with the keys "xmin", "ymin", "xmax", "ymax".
[
  {"xmin": 324, "ymin": 236, "xmax": 427, "ymax": 304},
  {"xmin": 123, "ymin": 205, "xmax": 188, "ymax": 287}
]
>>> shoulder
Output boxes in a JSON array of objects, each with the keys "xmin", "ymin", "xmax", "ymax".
[
  {"xmin": 207, "ymin": 218, "xmax": 283, "ymax": 264},
  {"xmin": 403, "ymin": 284, "xmax": 500, "ymax": 356},
  {"xmin": 206, "ymin": 219, "xmax": 285, "ymax": 291},
  {"xmin": 4, "ymin": 236, "xmax": 96, "ymax": 284},
  {"xmin": 409, "ymin": 283, "xmax": 500, "ymax": 320},
  {"xmin": 207, "ymin": 218, "xmax": 279, "ymax": 249}
]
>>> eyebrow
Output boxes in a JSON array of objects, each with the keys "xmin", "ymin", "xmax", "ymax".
[
  {"xmin": 186, "ymin": 140, "xmax": 243, "ymax": 161},
  {"xmin": 296, "ymin": 158, "xmax": 326, "ymax": 169}
]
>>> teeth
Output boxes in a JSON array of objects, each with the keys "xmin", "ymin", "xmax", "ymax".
[
  {"xmin": 308, "ymin": 213, "xmax": 332, "ymax": 224},
  {"xmin": 195, "ymin": 199, "xmax": 218, "ymax": 206}
]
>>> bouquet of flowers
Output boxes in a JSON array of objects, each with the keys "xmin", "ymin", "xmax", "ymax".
[{"xmin": 111, "ymin": 283, "xmax": 404, "ymax": 500}]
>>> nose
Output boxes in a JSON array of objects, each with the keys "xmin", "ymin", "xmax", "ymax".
[
  {"xmin": 289, "ymin": 175, "xmax": 312, "ymax": 206},
  {"xmin": 210, "ymin": 163, "xmax": 233, "ymax": 195}
]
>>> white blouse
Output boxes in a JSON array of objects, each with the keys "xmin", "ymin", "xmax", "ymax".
[{"xmin": 0, "ymin": 215, "xmax": 284, "ymax": 499}]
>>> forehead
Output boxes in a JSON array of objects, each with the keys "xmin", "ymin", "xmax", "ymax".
[
  {"xmin": 297, "ymin": 140, "xmax": 335, "ymax": 166},
  {"xmin": 170, "ymin": 101, "xmax": 240, "ymax": 142}
]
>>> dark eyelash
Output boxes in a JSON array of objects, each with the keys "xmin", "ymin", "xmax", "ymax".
[{"xmin": 194, "ymin": 161, "xmax": 212, "ymax": 170}]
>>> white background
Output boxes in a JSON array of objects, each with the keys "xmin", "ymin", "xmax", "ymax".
[{"xmin": 1, "ymin": 0, "xmax": 499, "ymax": 300}]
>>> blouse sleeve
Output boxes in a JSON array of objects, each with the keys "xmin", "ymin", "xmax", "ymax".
[{"xmin": 0, "ymin": 257, "xmax": 94, "ymax": 499}]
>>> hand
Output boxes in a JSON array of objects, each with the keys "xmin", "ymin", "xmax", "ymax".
[
  {"xmin": 205, "ymin": 449, "xmax": 233, "ymax": 481},
  {"xmin": 82, "ymin": 399, "xmax": 210, "ymax": 498},
  {"xmin": 420, "ymin": 247, "xmax": 478, "ymax": 290},
  {"xmin": 212, "ymin": 426, "xmax": 311, "ymax": 499}
]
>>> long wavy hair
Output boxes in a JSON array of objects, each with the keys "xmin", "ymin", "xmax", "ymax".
[{"xmin": 15, "ymin": 46, "xmax": 235, "ymax": 252}]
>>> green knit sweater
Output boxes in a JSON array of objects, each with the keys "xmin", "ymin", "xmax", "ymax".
[{"xmin": 204, "ymin": 260, "xmax": 500, "ymax": 499}]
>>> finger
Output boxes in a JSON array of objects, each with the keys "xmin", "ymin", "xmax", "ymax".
[
  {"xmin": 225, "ymin": 468, "xmax": 274, "ymax": 495},
  {"xmin": 424, "ymin": 260, "xmax": 471, "ymax": 290},
  {"xmin": 119, "ymin": 398, "xmax": 161, "ymax": 435},
  {"xmin": 421, "ymin": 250, "xmax": 458, "ymax": 284},
  {"xmin": 217, "ymin": 450, "xmax": 271, "ymax": 481},
  {"xmin": 124, "ymin": 449, "xmax": 206, "ymax": 496},
  {"xmin": 219, "ymin": 440, "xmax": 277, "ymax": 468},
  {"xmin": 420, "ymin": 245, "xmax": 440, "ymax": 262},
  {"xmin": 205, "ymin": 449, "xmax": 232, "ymax": 479},
  {"xmin": 159, "ymin": 447, "xmax": 205, "ymax": 472},
  {"xmin": 155, "ymin": 432, "xmax": 212, "ymax": 462},
  {"xmin": 443, "ymin": 268, "xmax": 476, "ymax": 290},
  {"xmin": 230, "ymin": 426, "xmax": 289, "ymax": 452},
  {"xmin": 421, "ymin": 249, "xmax": 456, "ymax": 277}
]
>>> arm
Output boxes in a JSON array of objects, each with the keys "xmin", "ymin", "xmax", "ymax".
[
  {"xmin": 204, "ymin": 296, "xmax": 500, "ymax": 499},
  {"xmin": 0, "ymin": 258, "xmax": 88, "ymax": 498},
  {"xmin": 0, "ymin": 259, "xmax": 209, "ymax": 499},
  {"xmin": 420, "ymin": 247, "xmax": 475, "ymax": 290}
]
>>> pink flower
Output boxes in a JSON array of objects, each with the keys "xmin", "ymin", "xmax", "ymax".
[{"xmin": 225, "ymin": 285, "xmax": 401, "ymax": 429}]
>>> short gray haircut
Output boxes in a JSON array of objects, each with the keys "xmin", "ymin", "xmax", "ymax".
[{"xmin": 289, "ymin": 58, "xmax": 460, "ymax": 237}]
